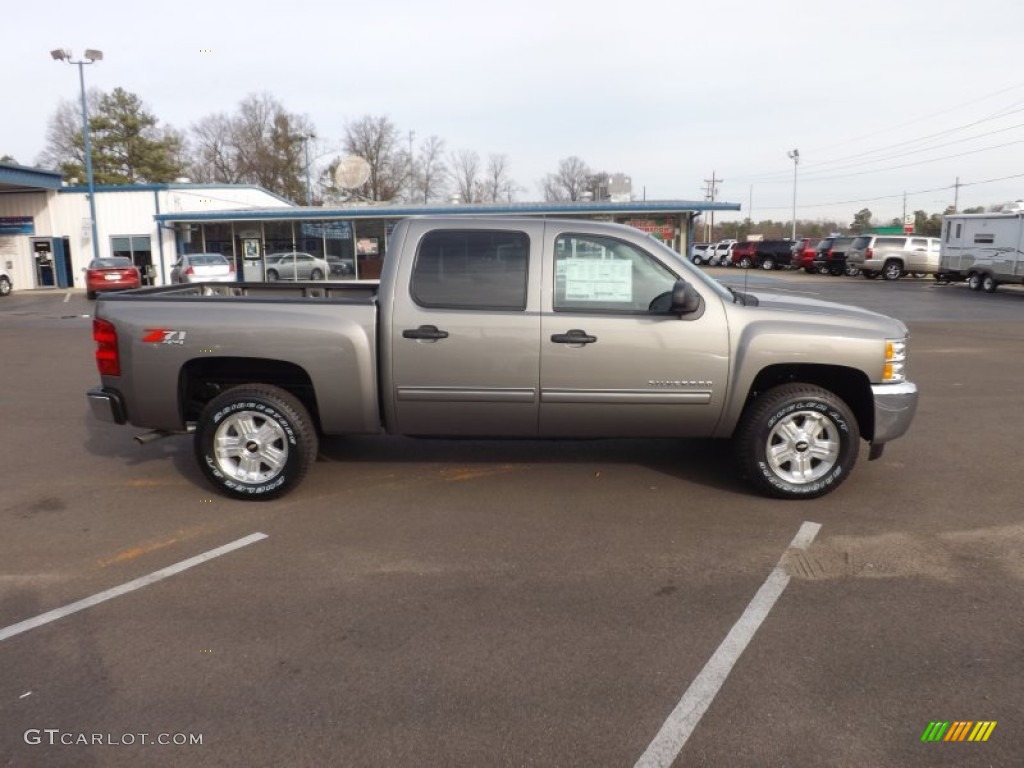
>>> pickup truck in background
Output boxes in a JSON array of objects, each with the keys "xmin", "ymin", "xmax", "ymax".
[{"xmin": 87, "ymin": 217, "xmax": 918, "ymax": 501}]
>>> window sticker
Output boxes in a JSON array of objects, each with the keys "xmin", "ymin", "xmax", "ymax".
[{"xmin": 562, "ymin": 258, "xmax": 632, "ymax": 302}]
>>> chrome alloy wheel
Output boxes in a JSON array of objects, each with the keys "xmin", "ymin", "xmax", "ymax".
[
  {"xmin": 213, "ymin": 410, "xmax": 289, "ymax": 484},
  {"xmin": 765, "ymin": 409, "xmax": 841, "ymax": 485}
]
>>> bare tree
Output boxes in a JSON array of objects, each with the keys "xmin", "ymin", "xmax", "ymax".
[
  {"xmin": 343, "ymin": 115, "xmax": 408, "ymax": 202},
  {"xmin": 188, "ymin": 113, "xmax": 242, "ymax": 183},
  {"xmin": 482, "ymin": 153, "xmax": 519, "ymax": 203},
  {"xmin": 36, "ymin": 90, "xmax": 101, "ymax": 178},
  {"xmin": 412, "ymin": 135, "xmax": 448, "ymax": 203},
  {"xmin": 542, "ymin": 156, "xmax": 591, "ymax": 202},
  {"xmin": 449, "ymin": 149, "xmax": 481, "ymax": 203},
  {"xmin": 187, "ymin": 93, "xmax": 314, "ymax": 201}
]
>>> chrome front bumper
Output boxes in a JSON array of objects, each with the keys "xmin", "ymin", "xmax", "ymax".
[{"xmin": 871, "ymin": 381, "xmax": 918, "ymax": 446}]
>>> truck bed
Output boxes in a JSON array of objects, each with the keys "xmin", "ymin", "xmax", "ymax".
[
  {"xmin": 103, "ymin": 280, "xmax": 381, "ymax": 303},
  {"xmin": 94, "ymin": 281, "xmax": 381, "ymax": 435}
]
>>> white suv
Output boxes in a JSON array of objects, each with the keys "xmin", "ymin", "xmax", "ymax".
[
  {"xmin": 709, "ymin": 239, "xmax": 738, "ymax": 266},
  {"xmin": 0, "ymin": 267, "xmax": 12, "ymax": 297}
]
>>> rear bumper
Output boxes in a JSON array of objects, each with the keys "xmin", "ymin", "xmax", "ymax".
[
  {"xmin": 87, "ymin": 387, "xmax": 128, "ymax": 425},
  {"xmin": 871, "ymin": 381, "xmax": 918, "ymax": 445}
]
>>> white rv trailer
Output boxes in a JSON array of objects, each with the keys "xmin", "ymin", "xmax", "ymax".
[{"xmin": 938, "ymin": 203, "xmax": 1024, "ymax": 293}]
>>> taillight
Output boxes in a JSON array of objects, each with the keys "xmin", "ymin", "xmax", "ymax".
[
  {"xmin": 866, "ymin": 247, "xmax": 874, "ymax": 259},
  {"xmin": 185, "ymin": 266, "xmax": 195, "ymax": 275},
  {"xmin": 93, "ymin": 318, "xmax": 120, "ymax": 376},
  {"xmin": 228, "ymin": 262, "xmax": 236, "ymax": 273}
]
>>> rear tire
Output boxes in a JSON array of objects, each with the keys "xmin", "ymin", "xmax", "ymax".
[
  {"xmin": 310, "ymin": 268, "xmax": 324, "ymax": 280},
  {"xmin": 735, "ymin": 383, "xmax": 859, "ymax": 499},
  {"xmin": 0, "ymin": 277, "xmax": 10, "ymax": 297},
  {"xmin": 739, "ymin": 256, "xmax": 752, "ymax": 269},
  {"xmin": 845, "ymin": 264, "xmax": 861, "ymax": 277},
  {"xmin": 194, "ymin": 384, "xmax": 318, "ymax": 500},
  {"xmin": 266, "ymin": 269, "xmax": 279, "ymax": 282},
  {"xmin": 862, "ymin": 270, "xmax": 878, "ymax": 279},
  {"xmin": 982, "ymin": 274, "xmax": 997, "ymax": 293}
]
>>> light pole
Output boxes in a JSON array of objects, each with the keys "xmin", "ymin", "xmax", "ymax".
[
  {"xmin": 300, "ymin": 132, "xmax": 315, "ymax": 205},
  {"xmin": 787, "ymin": 149, "xmax": 799, "ymax": 241},
  {"xmin": 51, "ymin": 48, "xmax": 103, "ymax": 262}
]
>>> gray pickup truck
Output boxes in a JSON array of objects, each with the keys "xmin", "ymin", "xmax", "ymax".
[{"xmin": 87, "ymin": 216, "xmax": 917, "ymax": 501}]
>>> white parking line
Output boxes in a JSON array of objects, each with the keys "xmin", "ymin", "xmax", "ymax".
[
  {"xmin": 0, "ymin": 532, "xmax": 268, "ymax": 643},
  {"xmin": 633, "ymin": 521, "xmax": 821, "ymax": 768}
]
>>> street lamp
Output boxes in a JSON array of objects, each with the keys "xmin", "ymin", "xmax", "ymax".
[
  {"xmin": 301, "ymin": 132, "xmax": 315, "ymax": 206},
  {"xmin": 787, "ymin": 148, "xmax": 799, "ymax": 241},
  {"xmin": 51, "ymin": 47, "xmax": 103, "ymax": 262}
]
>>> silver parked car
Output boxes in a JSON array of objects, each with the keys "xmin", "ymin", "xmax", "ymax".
[
  {"xmin": 170, "ymin": 253, "xmax": 236, "ymax": 284},
  {"xmin": 264, "ymin": 252, "xmax": 330, "ymax": 281},
  {"xmin": 847, "ymin": 235, "xmax": 940, "ymax": 280}
]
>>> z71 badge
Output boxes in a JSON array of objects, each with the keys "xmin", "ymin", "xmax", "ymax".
[{"xmin": 142, "ymin": 328, "xmax": 187, "ymax": 345}]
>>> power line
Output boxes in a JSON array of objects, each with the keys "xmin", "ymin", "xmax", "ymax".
[
  {"xmin": 731, "ymin": 83, "xmax": 1024, "ymax": 184},
  {"xmin": 750, "ymin": 171, "xmax": 1024, "ymax": 213}
]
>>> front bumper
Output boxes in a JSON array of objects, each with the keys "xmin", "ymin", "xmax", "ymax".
[
  {"xmin": 871, "ymin": 381, "xmax": 918, "ymax": 445},
  {"xmin": 87, "ymin": 387, "xmax": 127, "ymax": 425}
]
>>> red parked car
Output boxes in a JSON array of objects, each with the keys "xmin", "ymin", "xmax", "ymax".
[
  {"xmin": 730, "ymin": 241, "xmax": 759, "ymax": 268},
  {"xmin": 792, "ymin": 238, "xmax": 820, "ymax": 273},
  {"xmin": 85, "ymin": 257, "xmax": 141, "ymax": 300}
]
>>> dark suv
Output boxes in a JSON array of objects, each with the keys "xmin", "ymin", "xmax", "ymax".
[
  {"xmin": 812, "ymin": 236, "xmax": 858, "ymax": 276},
  {"xmin": 755, "ymin": 240, "xmax": 797, "ymax": 270}
]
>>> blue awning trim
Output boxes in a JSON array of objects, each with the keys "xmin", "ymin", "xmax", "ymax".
[{"xmin": 154, "ymin": 199, "xmax": 740, "ymax": 223}]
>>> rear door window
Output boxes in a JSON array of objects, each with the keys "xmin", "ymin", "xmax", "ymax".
[{"xmin": 411, "ymin": 229, "xmax": 529, "ymax": 310}]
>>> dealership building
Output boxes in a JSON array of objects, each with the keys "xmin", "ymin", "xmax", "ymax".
[{"xmin": 0, "ymin": 161, "xmax": 740, "ymax": 289}]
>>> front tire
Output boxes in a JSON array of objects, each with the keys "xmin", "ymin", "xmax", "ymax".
[
  {"xmin": 967, "ymin": 272, "xmax": 982, "ymax": 291},
  {"xmin": 266, "ymin": 269, "xmax": 279, "ymax": 282},
  {"xmin": 761, "ymin": 256, "xmax": 775, "ymax": 270},
  {"xmin": 0, "ymin": 277, "xmax": 10, "ymax": 297},
  {"xmin": 194, "ymin": 384, "xmax": 318, "ymax": 500},
  {"xmin": 735, "ymin": 383, "xmax": 859, "ymax": 499},
  {"xmin": 310, "ymin": 268, "xmax": 324, "ymax": 280},
  {"xmin": 882, "ymin": 260, "xmax": 903, "ymax": 281}
]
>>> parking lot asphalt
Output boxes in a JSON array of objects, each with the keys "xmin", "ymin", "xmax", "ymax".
[{"xmin": 1, "ymin": 277, "xmax": 1021, "ymax": 767}]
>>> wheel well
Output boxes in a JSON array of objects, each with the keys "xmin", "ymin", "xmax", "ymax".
[
  {"xmin": 744, "ymin": 364, "xmax": 875, "ymax": 441},
  {"xmin": 179, "ymin": 357, "xmax": 320, "ymax": 427}
]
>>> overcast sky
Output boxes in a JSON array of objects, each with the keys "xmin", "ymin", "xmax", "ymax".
[{"xmin": 6, "ymin": 0, "xmax": 1024, "ymax": 225}]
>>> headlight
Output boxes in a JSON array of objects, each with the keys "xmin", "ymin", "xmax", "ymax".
[{"xmin": 883, "ymin": 338, "xmax": 907, "ymax": 382}]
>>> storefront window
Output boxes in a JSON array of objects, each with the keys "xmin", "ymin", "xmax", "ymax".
[
  {"xmin": 110, "ymin": 235, "xmax": 154, "ymax": 283},
  {"xmin": 354, "ymin": 220, "xmax": 387, "ymax": 279},
  {"xmin": 319, "ymin": 221, "xmax": 355, "ymax": 278},
  {"xmin": 202, "ymin": 223, "xmax": 235, "ymax": 259},
  {"xmin": 263, "ymin": 221, "xmax": 296, "ymax": 259}
]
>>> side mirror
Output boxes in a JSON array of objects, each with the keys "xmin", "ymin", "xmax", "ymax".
[{"xmin": 670, "ymin": 279, "xmax": 701, "ymax": 315}]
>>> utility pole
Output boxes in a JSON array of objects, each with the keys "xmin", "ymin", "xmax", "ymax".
[
  {"xmin": 704, "ymin": 171, "xmax": 722, "ymax": 241},
  {"xmin": 953, "ymin": 176, "xmax": 961, "ymax": 212}
]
